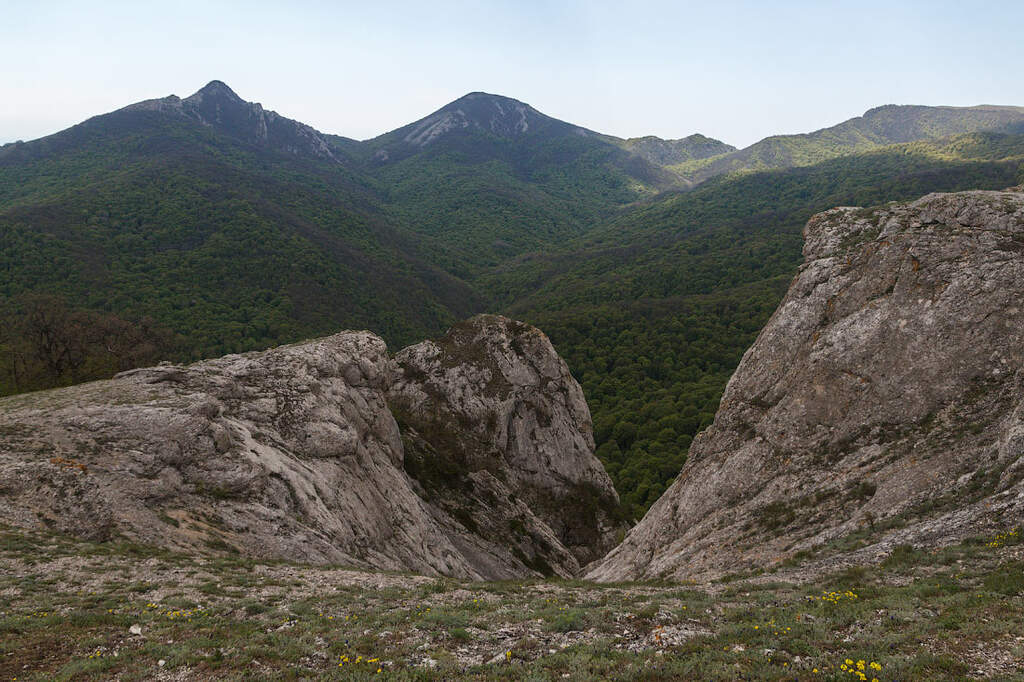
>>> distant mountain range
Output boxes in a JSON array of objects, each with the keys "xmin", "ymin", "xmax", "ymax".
[
  {"xmin": 3, "ymin": 80, "xmax": 1024, "ymax": 514},
  {"xmin": 614, "ymin": 134, "xmax": 736, "ymax": 167},
  {"xmin": 684, "ymin": 103, "xmax": 1024, "ymax": 183}
]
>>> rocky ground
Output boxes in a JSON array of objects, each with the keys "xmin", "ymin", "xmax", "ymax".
[{"xmin": 2, "ymin": 522, "xmax": 1022, "ymax": 680}]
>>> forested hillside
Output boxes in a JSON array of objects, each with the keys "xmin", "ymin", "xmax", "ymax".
[
  {"xmin": 681, "ymin": 104, "xmax": 1024, "ymax": 184},
  {"xmin": 348, "ymin": 91, "xmax": 680, "ymax": 273},
  {"xmin": 3, "ymin": 81, "xmax": 1023, "ymax": 516},
  {"xmin": 491, "ymin": 132, "xmax": 1024, "ymax": 514},
  {"xmin": 0, "ymin": 85, "xmax": 482, "ymax": 393}
]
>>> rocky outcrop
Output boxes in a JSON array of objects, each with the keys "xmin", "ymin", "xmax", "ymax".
[
  {"xmin": 126, "ymin": 80, "xmax": 339, "ymax": 161},
  {"xmin": 0, "ymin": 316, "xmax": 620, "ymax": 580},
  {"xmin": 389, "ymin": 316, "xmax": 623, "ymax": 570},
  {"xmin": 589, "ymin": 189, "xmax": 1024, "ymax": 582},
  {"xmin": 396, "ymin": 93, "xmax": 569, "ymax": 147}
]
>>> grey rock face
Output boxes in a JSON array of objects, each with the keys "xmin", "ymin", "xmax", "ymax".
[
  {"xmin": 389, "ymin": 315, "xmax": 623, "ymax": 570},
  {"xmin": 398, "ymin": 93, "xmax": 564, "ymax": 147},
  {"xmin": 125, "ymin": 80, "xmax": 339, "ymax": 161},
  {"xmin": 0, "ymin": 317, "xmax": 619, "ymax": 579},
  {"xmin": 589, "ymin": 189, "xmax": 1024, "ymax": 582}
]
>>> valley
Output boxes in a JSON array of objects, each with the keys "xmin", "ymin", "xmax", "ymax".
[{"xmin": 3, "ymin": 81, "xmax": 1023, "ymax": 517}]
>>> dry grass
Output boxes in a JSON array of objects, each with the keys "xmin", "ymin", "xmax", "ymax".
[{"xmin": 1, "ymin": 524, "xmax": 1022, "ymax": 680}]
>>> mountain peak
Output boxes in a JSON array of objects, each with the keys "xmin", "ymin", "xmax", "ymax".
[
  {"xmin": 438, "ymin": 91, "xmax": 542, "ymax": 122},
  {"xmin": 617, "ymin": 133, "xmax": 736, "ymax": 166},
  {"xmin": 450, "ymin": 91, "xmax": 529, "ymax": 107},
  {"xmin": 389, "ymin": 91, "xmax": 573, "ymax": 148},
  {"xmin": 115, "ymin": 80, "xmax": 340, "ymax": 162},
  {"xmin": 185, "ymin": 80, "xmax": 243, "ymax": 104}
]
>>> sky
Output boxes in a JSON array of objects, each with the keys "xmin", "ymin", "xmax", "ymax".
[{"xmin": 3, "ymin": 0, "xmax": 1023, "ymax": 148}]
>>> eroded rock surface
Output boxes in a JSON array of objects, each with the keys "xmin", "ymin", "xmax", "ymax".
[
  {"xmin": 0, "ymin": 316, "xmax": 620, "ymax": 579},
  {"xmin": 389, "ymin": 315, "xmax": 622, "ymax": 572},
  {"xmin": 126, "ymin": 80, "xmax": 339, "ymax": 161},
  {"xmin": 589, "ymin": 188, "xmax": 1024, "ymax": 582}
]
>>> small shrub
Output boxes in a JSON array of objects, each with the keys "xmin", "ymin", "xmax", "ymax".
[
  {"xmin": 852, "ymin": 480, "xmax": 877, "ymax": 500},
  {"xmin": 883, "ymin": 544, "xmax": 927, "ymax": 569},
  {"xmin": 545, "ymin": 608, "xmax": 586, "ymax": 633},
  {"xmin": 983, "ymin": 562, "xmax": 1024, "ymax": 595},
  {"xmin": 757, "ymin": 501, "xmax": 796, "ymax": 530}
]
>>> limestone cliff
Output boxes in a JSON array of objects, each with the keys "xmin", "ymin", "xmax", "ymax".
[
  {"xmin": 0, "ymin": 315, "xmax": 620, "ymax": 579},
  {"xmin": 389, "ymin": 316, "xmax": 622, "ymax": 570},
  {"xmin": 589, "ymin": 189, "xmax": 1024, "ymax": 581}
]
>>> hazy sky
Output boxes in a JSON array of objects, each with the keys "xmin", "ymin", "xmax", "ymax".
[{"xmin": 3, "ymin": 0, "xmax": 1023, "ymax": 148}]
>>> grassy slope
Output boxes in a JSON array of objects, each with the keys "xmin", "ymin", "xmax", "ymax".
[{"xmin": 2, "ymin": 522, "xmax": 1021, "ymax": 680}]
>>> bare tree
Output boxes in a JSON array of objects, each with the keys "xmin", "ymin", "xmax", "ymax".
[
  {"xmin": 20, "ymin": 294, "xmax": 90, "ymax": 380},
  {"xmin": 0, "ymin": 295, "xmax": 176, "ymax": 395}
]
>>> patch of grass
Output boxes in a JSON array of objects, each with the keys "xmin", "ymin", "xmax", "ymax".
[
  {"xmin": 983, "ymin": 561, "xmax": 1024, "ymax": 595},
  {"xmin": 544, "ymin": 608, "xmax": 587, "ymax": 633},
  {"xmin": 882, "ymin": 543, "xmax": 929, "ymax": 569}
]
